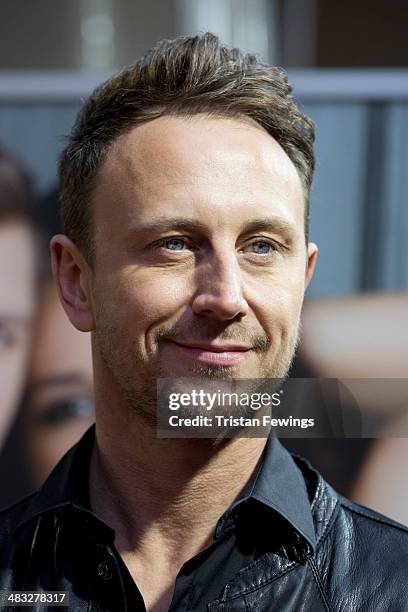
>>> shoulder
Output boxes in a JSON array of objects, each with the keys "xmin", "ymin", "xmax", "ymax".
[
  {"xmin": 334, "ymin": 493, "xmax": 408, "ymax": 559},
  {"xmin": 338, "ymin": 493, "xmax": 408, "ymax": 534},
  {"xmin": 293, "ymin": 453, "xmax": 408, "ymax": 608},
  {"xmin": 313, "ymin": 485, "xmax": 408, "ymax": 609},
  {"xmin": 331, "ymin": 492, "xmax": 408, "ymax": 553},
  {"xmin": 295, "ymin": 452, "xmax": 408, "ymax": 552}
]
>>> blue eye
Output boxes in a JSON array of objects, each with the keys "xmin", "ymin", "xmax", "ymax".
[
  {"xmin": 164, "ymin": 238, "xmax": 186, "ymax": 250},
  {"xmin": 250, "ymin": 241, "xmax": 273, "ymax": 254}
]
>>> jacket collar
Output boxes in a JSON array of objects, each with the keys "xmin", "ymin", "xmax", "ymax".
[{"xmin": 15, "ymin": 426, "xmax": 316, "ymax": 552}]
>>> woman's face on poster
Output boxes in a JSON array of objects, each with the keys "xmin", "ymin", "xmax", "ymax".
[
  {"xmin": 24, "ymin": 283, "xmax": 94, "ymax": 487},
  {"xmin": 0, "ymin": 220, "xmax": 36, "ymax": 446}
]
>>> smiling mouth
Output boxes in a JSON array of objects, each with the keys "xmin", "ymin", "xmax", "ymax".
[{"xmin": 165, "ymin": 340, "xmax": 252, "ymax": 365}]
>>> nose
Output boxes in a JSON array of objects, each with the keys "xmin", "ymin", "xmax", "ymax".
[{"xmin": 191, "ymin": 253, "xmax": 249, "ymax": 321}]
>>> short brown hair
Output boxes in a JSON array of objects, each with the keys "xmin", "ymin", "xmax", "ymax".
[{"xmin": 59, "ymin": 32, "xmax": 315, "ymax": 260}]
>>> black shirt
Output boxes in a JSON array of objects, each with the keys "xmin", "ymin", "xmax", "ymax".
[{"xmin": 11, "ymin": 426, "xmax": 316, "ymax": 611}]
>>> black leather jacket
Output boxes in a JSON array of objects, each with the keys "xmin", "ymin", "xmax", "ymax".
[{"xmin": 1, "ymin": 429, "xmax": 408, "ymax": 611}]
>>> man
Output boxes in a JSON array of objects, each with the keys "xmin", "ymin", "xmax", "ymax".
[
  {"xmin": 1, "ymin": 33, "xmax": 407, "ymax": 612},
  {"xmin": 0, "ymin": 148, "xmax": 37, "ymax": 447}
]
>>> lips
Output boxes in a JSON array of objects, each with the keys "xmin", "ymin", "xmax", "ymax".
[
  {"xmin": 166, "ymin": 340, "xmax": 251, "ymax": 365},
  {"xmin": 172, "ymin": 341, "xmax": 251, "ymax": 352}
]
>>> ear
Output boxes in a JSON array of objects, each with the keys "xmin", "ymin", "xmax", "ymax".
[
  {"xmin": 304, "ymin": 242, "xmax": 318, "ymax": 290},
  {"xmin": 50, "ymin": 234, "xmax": 95, "ymax": 332}
]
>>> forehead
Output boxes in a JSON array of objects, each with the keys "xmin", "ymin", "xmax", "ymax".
[{"xmin": 93, "ymin": 115, "xmax": 305, "ymax": 236}]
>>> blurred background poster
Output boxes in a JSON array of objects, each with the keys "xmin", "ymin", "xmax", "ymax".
[{"xmin": 0, "ymin": 0, "xmax": 407, "ymax": 523}]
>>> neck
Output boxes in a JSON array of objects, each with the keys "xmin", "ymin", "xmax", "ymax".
[{"xmin": 89, "ymin": 408, "xmax": 267, "ymax": 562}]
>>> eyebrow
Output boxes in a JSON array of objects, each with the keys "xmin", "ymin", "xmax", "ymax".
[
  {"xmin": 130, "ymin": 218, "xmax": 208, "ymax": 235},
  {"xmin": 239, "ymin": 218, "xmax": 296, "ymax": 242},
  {"xmin": 129, "ymin": 216, "xmax": 296, "ymax": 241},
  {"xmin": 28, "ymin": 373, "xmax": 89, "ymax": 394}
]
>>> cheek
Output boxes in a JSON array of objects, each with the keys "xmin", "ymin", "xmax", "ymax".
[
  {"xmin": 115, "ymin": 270, "xmax": 193, "ymax": 326},
  {"xmin": 248, "ymin": 273, "xmax": 305, "ymax": 334}
]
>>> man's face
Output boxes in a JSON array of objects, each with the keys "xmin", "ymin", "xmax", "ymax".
[
  {"xmin": 0, "ymin": 220, "xmax": 35, "ymax": 443},
  {"xmin": 88, "ymin": 116, "xmax": 316, "ymax": 415}
]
